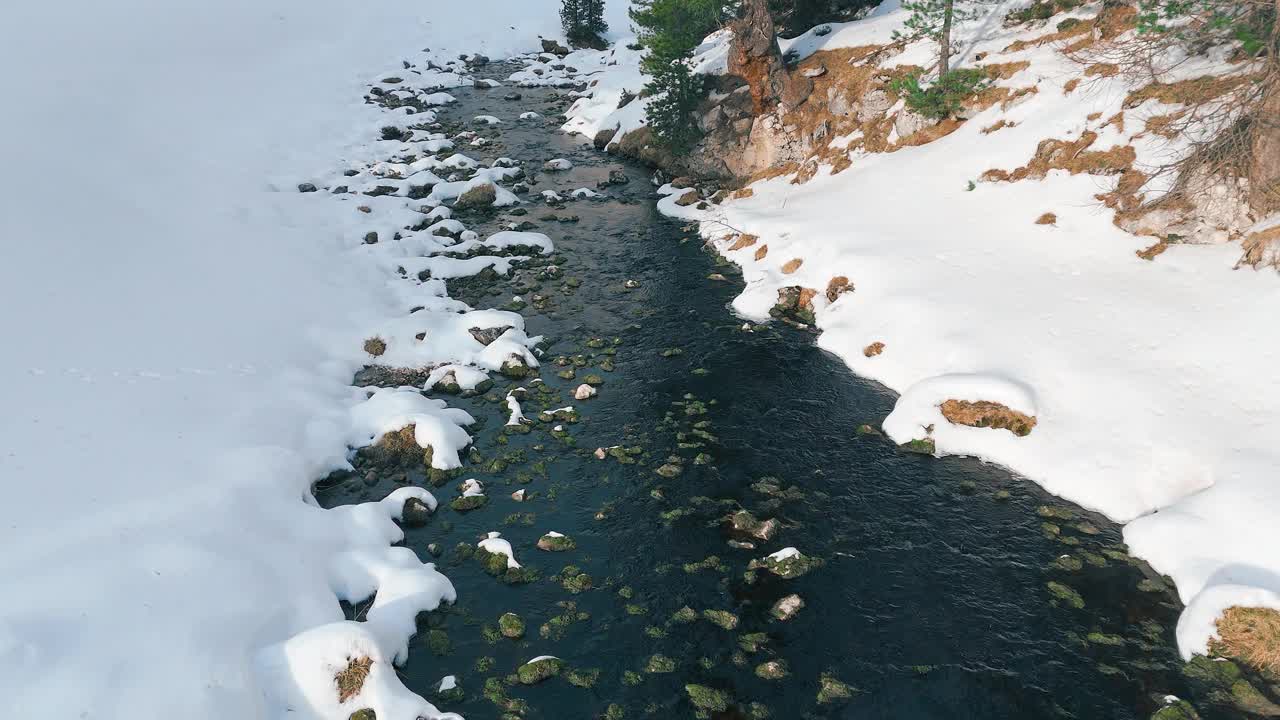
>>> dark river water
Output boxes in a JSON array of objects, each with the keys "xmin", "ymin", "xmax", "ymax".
[{"xmin": 317, "ymin": 61, "xmax": 1228, "ymax": 720}]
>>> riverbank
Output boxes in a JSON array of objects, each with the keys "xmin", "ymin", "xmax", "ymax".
[{"xmin": 554, "ymin": 0, "xmax": 1280, "ymax": 673}]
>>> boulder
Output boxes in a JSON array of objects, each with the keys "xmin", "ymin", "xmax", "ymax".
[{"xmin": 469, "ymin": 326, "xmax": 513, "ymax": 346}]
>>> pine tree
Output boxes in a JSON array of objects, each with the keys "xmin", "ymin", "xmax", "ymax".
[{"xmin": 561, "ymin": 0, "xmax": 609, "ymax": 48}]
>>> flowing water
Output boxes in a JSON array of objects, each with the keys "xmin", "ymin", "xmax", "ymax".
[{"xmin": 317, "ymin": 62, "xmax": 1229, "ymax": 720}]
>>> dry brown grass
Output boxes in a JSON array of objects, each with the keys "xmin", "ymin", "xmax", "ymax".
[
  {"xmin": 1136, "ymin": 240, "xmax": 1170, "ymax": 261},
  {"xmin": 826, "ymin": 276, "xmax": 852, "ymax": 302},
  {"xmin": 1125, "ymin": 75, "xmax": 1256, "ymax": 109},
  {"xmin": 982, "ymin": 61, "xmax": 1032, "ymax": 81},
  {"xmin": 982, "ymin": 131, "xmax": 1137, "ymax": 184},
  {"xmin": 863, "ymin": 342, "xmax": 885, "ymax": 357},
  {"xmin": 1085, "ymin": 63, "xmax": 1119, "ymax": 79},
  {"xmin": 1210, "ymin": 606, "xmax": 1280, "ymax": 674},
  {"xmin": 781, "ymin": 258, "xmax": 803, "ymax": 274},
  {"xmin": 1036, "ymin": 212, "xmax": 1058, "ymax": 225},
  {"xmin": 1240, "ymin": 226, "xmax": 1280, "ymax": 268},
  {"xmin": 1143, "ymin": 111, "xmax": 1190, "ymax": 139},
  {"xmin": 940, "ymin": 400, "xmax": 1037, "ymax": 436},
  {"xmin": 754, "ymin": 245, "xmax": 769, "ymax": 261},
  {"xmin": 363, "ymin": 337, "xmax": 387, "ymax": 357},
  {"xmin": 336, "ymin": 656, "xmax": 373, "ymax": 703},
  {"xmin": 983, "ymin": 119, "xmax": 1015, "ymax": 135},
  {"xmin": 376, "ymin": 425, "xmax": 419, "ymax": 453},
  {"xmin": 728, "ymin": 234, "xmax": 759, "ymax": 251},
  {"xmin": 1063, "ymin": 78, "xmax": 1081, "ymax": 94}
]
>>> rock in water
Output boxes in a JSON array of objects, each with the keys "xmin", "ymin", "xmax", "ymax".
[
  {"xmin": 401, "ymin": 497, "xmax": 432, "ymax": 528},
  {"xmin": 771, "ymin": 593, "xmax": 805, "ymax": 621},
  {"xmin": 574, "ymin": 384, "xmax": 597, "ymax": 400}
]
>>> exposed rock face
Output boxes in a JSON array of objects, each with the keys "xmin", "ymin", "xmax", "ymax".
[{"xmin": 728, "ymin": 0, "xmax": 812, "ymax": 115}]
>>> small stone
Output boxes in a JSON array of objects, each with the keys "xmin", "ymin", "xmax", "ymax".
[
  {"xmin": 363, "ymin": 231, "xmax": 379, "ymax": 245},
  {"xmin": 543, "ymin": 159, "xmax": 573, "ymax": 172},
  {"xmin": 511, "ymin": 489, "xmax": 527, "ymax": 502},
  {"xmin": 349, "ymin": 709, "xmax": 376, "ymax": 720},
  {"xmin": 298, "ymin": 183, "xmax": 318, "ymax": 193},
  {"xmin": 608, "ymin": 169, "xmax": 629, "ymax": 185}
]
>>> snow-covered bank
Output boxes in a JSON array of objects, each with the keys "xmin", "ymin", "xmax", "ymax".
[
  {"xmin": 0, "ymin": 2, "xmax": 627, "ymax": 719},
  {"xmin": 560, "ymin": 1, "xmax": 1280, "ymax": 659}
]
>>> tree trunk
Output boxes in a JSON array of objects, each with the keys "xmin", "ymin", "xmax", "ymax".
[
  {"xmin": 939, "ymin": 0, "xmax": 955, "ymax": 76},
  {"xmin": 728, "ymin": 0, "xmax": 813, "ymax": 113},
  {"xmin": 1249, "ymin": 0, "xmax": 1280, "ymax": 214}
]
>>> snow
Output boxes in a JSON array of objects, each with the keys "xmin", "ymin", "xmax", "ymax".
[
  {"xmin": 563, "ymin": 0, "xmax": 1280, "ymax": 659},
  {"xmin": 0, "ymin": 1, "xmax": 631, "ymax": 719},
  {"xmin": 478, "ymin": 532, "xmax": 521, "ymax": 569}
]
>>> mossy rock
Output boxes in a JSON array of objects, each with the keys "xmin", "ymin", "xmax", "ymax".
[
  {"xmin": 436, "ymin": 682, "xmax": 465, "ymax": 704},
  {"xmin": 451, "ymin": 495, "xmax": 488, "ymax": 512},
  {"xmin": 1150, "ymin": 699, "xmax": 1201, "ymax": 720},
  {"xmin": 671, "ymin": 606, "xmax": 698, "ymax": 624},
  {"xmin": 349, "ymin": 709, "xmax": 376, "ymax": 720},
  {"xmin": 661, "ymin": 347, "xmax": 685, "ymax": 358},
  {"xmin": 899, "ymin": 438, "xmax": 936, "ymax": 455},
  {"xmin": 517, "ymin": 657, "xmax": 563, "ymax": 685},
  {"xmin": 655, "ymin": 463, "xmax": 683, "ymax": 478},
  {"xmin": 560, "ymin": 566, "xmax": 594, "ymax": 593},
  {"xmin": 426, "ymin": 629, "xmax": 451, "ymax": 656},
  {"xmin": 749, "ymin": 549, "xmax": 822, "ymax": 580},
  {"xmin": 604, "ymin": 704, "xmax": 626, "ymax": 720},
  {"xmin": 703, "ymin": 609, "xmax": 739, "ymax": 630},
  {"xmin": 537, "ymin": 532, "xmax": 577, "ymax": 552},
  {"xmin": 685, "ymin": 684, "xmax": 731, "ymax": 714},
  {"xmin": 1183, "ymin": 655, "xmax": 1280, "ymax": 715},
  {"xmin": 738, "ymin": 632, "xmax": 769, "ymax": 653},
  {"xmin": 1037, "ymin": 505, "xmax": 1075, "ymax": 521},
  {"xmin": 755, "ymin": 660, "xmax": 789, "ymax": 680},
  {"xmin": 1086, "ymin": 632, "xmax": 1124, "ymax": 647},
  {"xmin": 645, "ymin": 654, "xmax": 676, "ymax": 673},
  {"xmin": 1052, "ymin": 555, "xmax": 1084, "ymax": 572},
  {"xmin": 567, "ymin": 668, "xmax": 600, "ymax": 688},
  {"xmin": 1047, "ymin": 581, "xmax": 1085, "ymax": 609},
  {"xmin": 499, "ymin": 613, "xmax": 525, "ymax": 639},
  {"xmin": 583, "ymin": 374, "xmax": 605, "ymax": 386},
  {"xmin": 623, "ymin": 670, "xmax": 643, "ymax": 686},
  {"xmin": 817, "ymin": 673, "xmax": 856, "ymax": 704}
]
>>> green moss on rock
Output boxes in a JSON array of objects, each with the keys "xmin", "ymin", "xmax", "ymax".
[
  {"xmin": 499, "ymin": 613, "xmax": 525, "ymax": 639},
  {"xmin": 517, "ymin": 657, "xmax": 563, "ymax": 685},
  {"xmin": 685, "ymin": 684, "xmax": 731, "ymax": 714}
]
